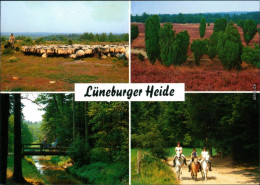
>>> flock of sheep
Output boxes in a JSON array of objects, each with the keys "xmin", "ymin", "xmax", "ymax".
[{"xmin": 21, "ymin": 44, "xmax": 129, "ymax": 59}]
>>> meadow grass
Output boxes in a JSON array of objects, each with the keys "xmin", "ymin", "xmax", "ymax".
[
  {"xmin": 7, "ymin": 156, "xmax": 49, "ymax": 184},
  {"xmin": 131, "ymin": 149, "xmax": 178, "ymax": 185}
]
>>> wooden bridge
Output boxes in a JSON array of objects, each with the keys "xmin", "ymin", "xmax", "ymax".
[{"xmin": 22, "ymin": 144, "xmax": 70, "ymax": 156}]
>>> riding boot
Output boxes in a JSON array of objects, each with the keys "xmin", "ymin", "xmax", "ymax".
[
  {"xmin": 184, "ymin": 158, "xmax": 187, "ymax": 165},
  {"xmin": 188, "ymin": 165, "xmax": 191, "ymax": 172},
  {"xmin": 173, "ymin": 160, "xmax": 176, "ymax": 167},
  {"xmin": 209, "ymin": 162, "xmax": 212, "ymax": 171}
]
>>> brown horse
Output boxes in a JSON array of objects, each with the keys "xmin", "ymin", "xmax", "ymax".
[{"xmin": 191, "ymin": 157, "xmax": 200, "ymax": 181}]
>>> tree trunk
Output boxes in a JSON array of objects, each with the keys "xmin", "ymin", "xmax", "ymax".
[
  {"xmin": 11, "ymin": 94, "xmax": 26, "ymax": 183},
  {"xmin": 72, "ymin": 94, "xmax": 76, "ymax": 141},
  {"xmin": 84, "ymin": 102, "xmax": 88, "ymax": 142},
  {"xmin": 0, "ymin": 94, "xmax": 10, "ymax": 184}
]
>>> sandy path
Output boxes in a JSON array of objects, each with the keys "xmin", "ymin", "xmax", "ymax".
[{"xmin": 166, "ymin": 157, "xmax": 259, "ymax": 184}]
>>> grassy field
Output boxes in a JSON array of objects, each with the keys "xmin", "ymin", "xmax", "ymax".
[
  {"xmin": 131, "ymin": 149, "xmax": 178, "ymax": 184},
  {"xmin": 1, "ymin": 44, "xmax": 129, "ymax": 91},
  {"xmin": 6, "ymin": 156, "xmax": 49, "ymax": 185}
]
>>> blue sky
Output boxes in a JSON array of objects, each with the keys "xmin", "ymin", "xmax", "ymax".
[
  {"xmin": 1, "ymin": 1, "xmax": 129, "ymax": 33},
  {"xmin": 131, "ymin": 1, "xmax": 260, "ymax": 15}
]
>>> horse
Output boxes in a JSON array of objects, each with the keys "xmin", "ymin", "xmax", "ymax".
[
  {"xmin": 191, "ymin": 157, "xmax": 200, "ymax": 181},
  {"xmin": 201, "ymin": 157, "xmax": 210, "ymax": 181},
  {"xmin": 175, "ymin": 152, "xmax": 184, "ymax": 180}
]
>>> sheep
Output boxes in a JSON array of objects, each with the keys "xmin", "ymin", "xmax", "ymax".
[{"xmin": 76, "ymin": 50, "xmax": 84, "ymax": 57}]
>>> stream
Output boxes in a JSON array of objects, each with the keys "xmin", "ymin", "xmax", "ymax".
[{"xmin": 31, "ymin": 156, "xmax": 83, "ymax": 184}]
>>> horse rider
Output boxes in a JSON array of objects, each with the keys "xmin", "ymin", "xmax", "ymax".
[
  {"xmin": 9, "ymin": 33, "xmax": 15, "ymax": 49},
  {"xmin": 173, "ymin": 141, "xmax": 187, "ymax": 167},
  {"xmin": 188, "ymin": 148, "xmax": 200, "ymax": 172},
  {"xmin": 200, "ymin": 147, "xmax": 212, "ymax": 171}
]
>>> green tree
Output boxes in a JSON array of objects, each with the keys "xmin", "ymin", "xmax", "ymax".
[
  {"xmin": 217, "ymin": 22, "xmax": 243, "ymax": 70},
  {"xmin": 159, "ymin": 23, "xmax": 175, "ymax": 66},
  {"xmin": 214, "ymin": 18, "xmax": 227, "ymax": 32},
  {"xmin": 199, "ymin": 17, "xmax": 206, "ymax": 38},
  {"xmin": 108, "ymin": 33, "xmax": 115, "ymax": 42},
  {"xmin": 35, "ymin": 37, "xmax": 44, "ymax": 44},
  {"xmin": 172, "ymin": 31, "xmax": 190, "ymax": 65},
  {"xmin": 208, "ymin": 32, "xmax": 219, "ymax": 60},
  {"xmin": 1, "ymin": 36, "xmax": 6, "ymax": 43},
  {"xmin": 191, "ymin": 39, "xmax": 208, "ymax": 65},
  {"xmin": 145, "ymin": 15, "xmax": 161, "ymax": 64},
  {"xmin": 242, "ymin": 19, "xmax": 257, "ymax": 45},
  {"xmin": 100, "ymin": 33, "xmax": 108, "ymax": 42},
  {"xmin": 68, "ymin": 39, "xmax": 73, "ymax": 45},
  {"xmin": 237, "ymin": 20, "xmax": 244, "ymax": 28},
  {"xmin": 241, "ymin": 46, "xmax": 259, "ymax": 68},
  {"xmin": 131, "ymin": 25, "xmax": 139, "ymax": 42}
]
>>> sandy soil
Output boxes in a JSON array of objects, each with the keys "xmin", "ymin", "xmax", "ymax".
[{"xmin": 166, "ymin": 157, "xmax": 260, "ymax": 184}]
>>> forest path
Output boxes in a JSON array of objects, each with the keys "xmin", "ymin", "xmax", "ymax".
[{"xmin": 166, "ymin": 157, "xmax": 259, "ymax": 184}]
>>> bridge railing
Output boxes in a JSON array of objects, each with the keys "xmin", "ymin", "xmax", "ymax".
[{"xmin": 22, "ymin": 143, "xmax": 71, "ymax": 155}]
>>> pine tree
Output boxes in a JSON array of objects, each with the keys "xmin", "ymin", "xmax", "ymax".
[
  {"xmin": 242, "ymin": 19, "xmax": 257, "ymax": 45},
  {"xmin": 214, "ymin": 18, "xmax": 227, "ymax": 32},
  {"xmin": 173, "ymin": 31, "xmax": 190, "ymax": 65},
  {"xmin": 199, "ymin": 17, "xmax": 206, "ymax": 38}
]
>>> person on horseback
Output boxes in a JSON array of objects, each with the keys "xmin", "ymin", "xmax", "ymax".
[
  {"xmin": 173, "ymin": 141, "xmax": 187, "ymax": 167},
  {"xmin": 200, "ymin": 147, "xmax": 212, "ymax": 171},
  {"xmin": 188, "ymin": 148, "xmax": 200, "ymax": 172}
]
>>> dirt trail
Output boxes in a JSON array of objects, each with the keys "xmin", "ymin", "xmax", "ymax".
[{"xmin": 166, "ymin": 157, "xmax": 259, "ymax": 184}]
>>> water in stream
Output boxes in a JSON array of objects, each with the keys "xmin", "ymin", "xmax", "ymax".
[{"xmin": 31, "ymin": 156, "xmax": 84, "ymax": 184}]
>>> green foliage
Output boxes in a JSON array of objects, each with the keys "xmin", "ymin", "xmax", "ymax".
[
  {"xmin": 242, "ymin": 19, "xmax": 257, "ymax": 45},
  {"xmin": 191, "ymin": 39, "xmax": 208, "ymax": 65},
  {"xmin": 208, "ymin": 32, "xmax": 219, "ymax": 60},
  {"xmin": 214, "ymin": 18, "xmax": 227, "ymax": 32},
  {"xmin": 35, "ymin": 37, "xmax": 44, "ymax": 44},
  {"xmin": 172, "ymin": 30, "xmax": 190, "ymax": 65},
  {"xmin": 68, "ymin": 39, "xmax": 73, "ymax": 45},
  {"xmin": 137, "ymin": 53, "xmax": 145, "ymax": 61},
  {"xmin": 1, "ymin": 35, "xmax": 6, "ymax": 43},
  {"xmin": 68, "ymin": 162, "xmax": 128, "ymax": 185},
  {"xmin": 131, "ymin": 150, "xmax": 177, "ymax": 184},
  {"xmin": 131, "ymin": 25, "xmax": 139, "ymax": 42},
  {"xmin": 217, "ymin": 22, "xmax": 243, "ymax": 70},
  {"xmin": 208, "ymin": 22, "xmax": 210, "ymax": 26},
  {"xmin": 237, "ymin": 20, "xmax": 244, "ymax": 28},
  {"xmin": 159, "ymin": 23, "xmax": 175, "ymax": 66},
  {"xmin": 241, "ymin": 46, "xmax": 259, "ymax": 67},
  {"xmin": 21, "ymin": 37, "xmax": 33, "ymax": 46},
  {"xmin": 199, "ymin": 17, "xmax": 206, "ymax": 38},
  {"xmin": 3, "ymin": 48, "xmax": 14, "ymax": 55},
  {"xmin": 145, "ymin": 15, "xmax": 161, "ymax": 64}
]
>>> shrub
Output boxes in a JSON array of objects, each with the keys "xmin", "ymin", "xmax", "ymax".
[
  {"xmin": 217, "ymin": 22, "xmax": 243, "ymax": 70},
  {"xmin": 1, "ymin": 36, "xmax": 6, "ymax": 43},
  {"xmin": 214, "ymin": 18, "xmax": 227, "ymax": 32},
  {"xmin": 208, "ymin": 32, "xmax": 219, "ymax": 60},
  {"xmin": 35, "ymin": 37, "xmax": 44, "ymax": 44},
  {"xmin": 145, "ymin": 15, "xmax": 160, "ymax": 64},
  {"xmin": 68, "ymin": 39, "xmax": 73, "ymax": 45},
  {"xmin": 172, "ymin": 30, "xmax": 190, "ymax": 65},
  {"xmin": 199, "ymin": 17, "xmax": 206, "ymax": 38},
  {"xmin": 242, "ymin": 19, "xmax": 257, "ymax": 45},
  {"xmin": 131, "ymin": 25, "xmax": 139, "ymax": 42},
  {"xmin": 191, "ymin": 39, "xmax": 208, "ymax": 65},
  {"xmin": 3, "ymin": 48, "xmax": 14, "ymax": 55},
  {"xmin": 137, "ymin": 53, "xmax": 145, "ymax": 61},
  {"xmin": 241, "ymin": 46, "xmax": 259, "ymax": 67},
  {"xmin": 208, "ymin": 22, "xmax": 210, "ymax": 26},
  {"xmin": 159, "ymin": 23, "xmax": 175, "ymax": 66}
]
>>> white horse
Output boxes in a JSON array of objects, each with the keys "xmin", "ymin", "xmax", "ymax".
[
  {"xmin": 175, "ymin": 152, "xmax": 184, "ymax": 180},
  {"xmin": 201, "ymin": 156, "xmax": 210, "ymax": 181}
]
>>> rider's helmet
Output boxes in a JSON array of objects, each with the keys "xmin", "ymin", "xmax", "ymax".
[
  {"xmin": 177, "ymin": 141, "xmax": 181, "ymax": 147},
  {"xmin": 203, "ymin": 147, "xmax": 207, "ymax": 151}
]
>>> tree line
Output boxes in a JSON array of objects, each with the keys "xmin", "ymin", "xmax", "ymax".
[
  {"xmin": 132, "ymin": 94, "xmax": 259, "ymax": 163},
  {"xmin": 143, "ymin": 15, "xmax": 259, "ymax": 69},
  {"xmin": 131, "ymin": 11, "xmax": 260, "ymax": 24}
]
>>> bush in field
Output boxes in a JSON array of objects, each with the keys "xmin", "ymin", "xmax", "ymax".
[
  {"xmin": 199, "ymin": 17, "xmax": 206, "ymax": 38},
  {"xmin": 21, "ymin": 37, "xmax": 33, "ymax": 46},
  {"xmin": 1, "ymin": 36, "xmax": 6, "ymax": 43},
  {"xmin": 191, "ymin": 39, "xmax": 208, "ymax": 65},
  {"xmin": 145, "ymin": 15, "xmax": 160, "ymax": 64},
  {"xmin": 208, "ymin": 23, "xmax": 210, "ymax": 26},
  {"xmin": 241, "ymin": 46, "xmax": 259, "ymax": 68},
  {"xmin": 3, "ymin": 48, "xmax": 14, "ymax": 55},
  {"xmin": 172, "ymin": 30, "xmax": 190, "ymax": 65},
  {"xmin": 217, "ymin": 22, "xmax": 243, "ymax": 70},
  {"xmin": 208, "ymin": 32, "xmax": 219, "ymax": 60},
  {"xmin": 242, "ymin": 19, "xmax": 257, "ymax": 45},
  {"xmin": 8, "ymin": 56, "xmax": 18, "ymax": 63},
  {"xmin": 214, "ymin": 18, "xmax": 227, "ymax": 32},
  {"xmin": 35, "ymin": 37, "xmax": 44, "ymax": 44},
  {"xmin": 137, "ymin": 53, "xmax": 145, "ymax": 61},
  {"xmin": 159, "ymin": 23, "xmax": 175, "ymax": 67},
  {"xmin": 131, "ymin": 25, "xmax": 139, "ymax": 42},
  {"xmin": 68, "ymin": 39, "xmax": 73, "ymax": 45}
]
